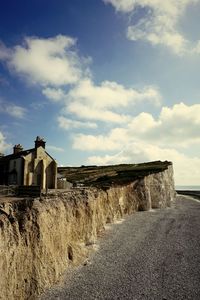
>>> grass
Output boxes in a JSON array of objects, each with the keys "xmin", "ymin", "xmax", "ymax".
[{"xmin": 58, "ymin": 161, "xmax": 172, "ymax": 189}]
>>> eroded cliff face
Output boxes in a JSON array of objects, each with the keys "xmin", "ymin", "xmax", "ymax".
[{"xmin": 0, "ymin": 165, "xmax": 175, "ymax": 300}]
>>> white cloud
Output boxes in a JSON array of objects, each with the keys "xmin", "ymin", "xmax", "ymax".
[
  {"xmin": 43, "ymin": 78, "xmax": 160, "ymax": 125},
  {"xmin": 0, "ymin": 131, "xmax": 10, "ymax": 154},
  {"xmin": 42, "ymin": 87, "xmax": 66, "ymax": 102},
  {"xmin": 58, "ymin": 116, "xmax": 97, "ymax": 130},
  {"xmin": 128, "ymin": 102, "xmax": 200, "ymax": 145},
  {"xmin": 67, "ymin": 78, "xmax": 161, "ymax": 109},
  {"xmin": 65, "ymin": 78, "xmax": 161, "ymax": 123},
  {"xmin": 103, "ymin": 0, "xmax": 136, "ymax": 12},
  {"xmin": 72, "ymin": 102, "xmax": 200, "ymax": 151},
  {"xmin": 0, "ymin": 99, "xmax": 27, "ymax": 119},
  {"xmin": 73, "ymin": 127, "xmax": 129, "ymax": 151},
  {"xmin": 73, "ymin": 133, "xmax": 121, "ymax": 151},
  {"xmin": 0, "ymin": 42, "xmax": 11, "ymax": 60},
  {"xmin": 68, "ymin": 102, "xmax": 130, "ymax": 124},
  {"xmin": 193, "ymin": 40, "xmax": 200, "ymax": 54},
  {"xmin": 46, "ymin": 145, "xmax": 64, "ymax": 152},
  {"xmin": 104, "ymin": 0, "xmax": 199, "ymax": 55},
  {"xmin": 74, "ymin": 101, "xmax": 200, "ymax": 185},
  {"xmin": 87, "ymin": 141, "xmax": 200, "ymax": 185},
  {"xmin": 0, "ymin": 35, "xmax": 161, "ymax": 126},
  {"xmin": 0, "ymin": 35, "xmax": 85, "ymax": 86}
]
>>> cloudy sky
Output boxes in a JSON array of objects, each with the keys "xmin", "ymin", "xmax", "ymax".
[{"xmin": 0, "ymin": 0, "xmax": 200, "ymax": 185}]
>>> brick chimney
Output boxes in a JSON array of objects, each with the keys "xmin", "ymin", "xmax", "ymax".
[
  {"xmin": 35, "ymin": 136, "xmax": 46, "ymax": 149},
  {"xmin": 13, "ymin": 144, "xmax": 23, "ymax": 154}
]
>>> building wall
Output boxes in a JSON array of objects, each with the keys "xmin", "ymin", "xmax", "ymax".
[
  {"xmin": 23, "ymin": 147, "xmax": 57, "ymax": 189},
  {"xmin": 0, "ymin": 146, "xmax": 57, "ymax": 188},
  {"xmin": 8, "ymin": 158, "xmax": 23, "ymax": 185},
  {"xmin": 0, "ymin": 161, "xmax": 8, "ymax": 185}
]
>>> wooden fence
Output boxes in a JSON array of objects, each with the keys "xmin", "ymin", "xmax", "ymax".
[
  {"xmin": 0, "ymin": 185, "xmax": 41, "ymax": 198},
  {"xmin": 0, "ymin": 185, "xmax": 17, "ymax": 197}
]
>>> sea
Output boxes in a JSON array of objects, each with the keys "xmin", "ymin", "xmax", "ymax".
[{"xmin": 175, "ymin": 186, "xmax": 200, "ymax": 191}]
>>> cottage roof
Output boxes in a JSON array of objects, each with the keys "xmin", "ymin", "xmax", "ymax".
[
  {"xmin": 0, "ymin": 148, "xmax": 35, "ymax": 161},
  {"xmin": 0, "ymin": 147, "xmax": 56, "ymax": 162}
]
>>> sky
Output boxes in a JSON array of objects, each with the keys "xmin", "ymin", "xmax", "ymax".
[{"xmin": 0, "ymin": 0, "xmax": 200, "ymax": 185}]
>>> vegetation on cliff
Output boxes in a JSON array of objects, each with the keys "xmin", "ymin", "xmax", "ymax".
[{"xmin": 58, "ymin": 161, "xmax": 172, "ymax": 188}]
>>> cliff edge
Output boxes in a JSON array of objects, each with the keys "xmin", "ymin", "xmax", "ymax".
[{"xmin": 0, "ymin": 161, "xmax": 175, "ymax": 299}]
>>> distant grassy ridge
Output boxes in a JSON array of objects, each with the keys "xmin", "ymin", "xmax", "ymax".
[{"xmin": 58, "ymin": 161, "xmax": 172, "ymax": 188}]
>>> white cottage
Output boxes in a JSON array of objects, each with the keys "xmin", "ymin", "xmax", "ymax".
[{"xmin": 0, "ymin": 137, "xmax": 57, "ymax": 189}]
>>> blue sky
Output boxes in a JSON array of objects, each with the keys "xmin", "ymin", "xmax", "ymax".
[{"xmin": 0, "ymin": 0, "xmax": 200, "ymax": 185}]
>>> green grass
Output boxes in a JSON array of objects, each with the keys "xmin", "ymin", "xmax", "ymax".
[{"xmin": 58, "ymin": 161, "xmax": 172, "ymax": 189}]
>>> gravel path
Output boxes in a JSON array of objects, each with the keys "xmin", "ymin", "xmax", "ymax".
[{"xmin": 40, "ymin": 195, "xmax": 200, "ymax": 300}]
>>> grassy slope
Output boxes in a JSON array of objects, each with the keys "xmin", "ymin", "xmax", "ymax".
[{"xmin": 58, "ymin": 161, "xmax": 172, "ymax": 188}]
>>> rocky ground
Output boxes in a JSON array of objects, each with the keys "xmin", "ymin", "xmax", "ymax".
[{"xmin": 40, "ymin": 195, "xmax": 200, "ymax": 300}]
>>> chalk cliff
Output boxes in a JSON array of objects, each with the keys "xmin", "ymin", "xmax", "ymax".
[{"xmin": 0, "ymin": 162, "xmax": 175, "ymax": 300}]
